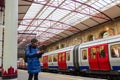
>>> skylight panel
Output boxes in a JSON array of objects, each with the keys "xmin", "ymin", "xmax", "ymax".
[
  {"xmin": 39, "ymin": 39, "xmax": 47, "ymax": 42},
  {"xmin": 94, "ymin": 2, "xmax": 104, "ymax": 8},
  {"xmin": 18, "ymin": 25, "xmax": 27, "ymax": 31},
  {"xmin": 36, "ymin": 31, "xmax": 43, "ymax": 36},
  {"xmin": 38, "ymin": 33, "xmax": 55, "ymax": 40},
  {"xmin": 34, "ymin": 0, "xmax": 47, "ymax": 4},
  {"xmin": 18, "ymin": 0, "xmax": 120, "ymax": 45},
  {"xmin": 63, "ymin": 12, "xmax": 83, "ymax": 25},
  {"xmin": 48, "ymin": 9, "xmax": 70, "ymax": 21},
  {"xmin": 20, "ymin": 20, "xmax": 30, "ymax": 25},
  {"xmin": 38, "ymin": 7, "xmax": 55, "ymax": 19},
  {"xmin": 81, "ymin": 0, "xmax": 88, "ymax": 2},
  {"xmin": 25, "ymin": 30, "xmax": 32, "ymax": 33},
  {"xmin": 23, "ymin": 3, "xmax": 43, "ymax": 19},
  {"xmin": 98, "ymin": 0, "xmax": 108, "ymax": 5},
  {"xmin": 39, "ymin": 20, "xmax": 55, "ymax": 28},
  {"xmin": 36, "ymin": 27, "xmax": 48, "ymax": 31},
  {"xmin": 50, "ymin": 0, "xmax": 65, "ymax": 6},
  {"xmin": 32, "ymin": 20, "xmax": 43, "ymax": 26},
  {"xmin": 24, "ymin": 12, "xmax": 37, "ymax": 19},
  {"xmin": 91, "ymin": 3, "xmax": 101, "ymax": 10},
  {"xmin": 61, "ymin": 0, "xmax": 81, "ymax": 10},
  {"xmin": 47, "ymin": 28, "xmax": 62, "ymax": 34},
  {"xmin": 103, "ymin": 0, "xmax": 113, "ymax": 4},
  {"xmin": 28, "ymin": 27, "xmax": 36, "ymax": 31}
]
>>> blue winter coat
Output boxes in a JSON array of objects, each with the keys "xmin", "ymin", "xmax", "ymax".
[{"xmin": 26, "ymin": 44, "xmax": 42, "ymax": 74}]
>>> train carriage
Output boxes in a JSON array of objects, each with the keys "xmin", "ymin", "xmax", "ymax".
[
  {"xmin": 108, "ymin": 42, "xmax": 120, "ymax": 71},
  {"xmin": 78, "ymin": 35, "xmax": 120, "ymax": 76},
  {"xmin": 30, "ymin": 34, "xmax": 120, "ymax": 80},
  {"xmin": 41, "ymin": 45, "xmax": 75, "ymax": 72}
]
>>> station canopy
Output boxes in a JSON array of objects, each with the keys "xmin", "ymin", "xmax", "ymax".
[{"xmin": 17, "ymin": 0, "xmax": 120, "ymax": 47}]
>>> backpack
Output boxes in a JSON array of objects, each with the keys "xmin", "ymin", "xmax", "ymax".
[{"xmin": 24, "ymin": 45, "xmax": 32, "ymax": 62}]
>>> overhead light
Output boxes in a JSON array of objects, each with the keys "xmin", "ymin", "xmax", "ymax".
[{"xmin": 105, "ymin": 27, "xmax": 109, "ymax": 31}]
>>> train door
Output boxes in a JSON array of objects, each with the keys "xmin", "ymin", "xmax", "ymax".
[
  {"xmin": 88, "ymin": 46, "xmax": 99, "ymax": 70},
  {"xmin": 88, "ymin": 44, "xmax": 110, "ymax": 70},
  {"xmin": 52, "ymin": 54, "xmax": 58, "ymax": 69},
  {"xmin": 80, "ymin": 48, "xmax": 89, "ymax": 70},
  {"xmin": 98, "ymin": 44, "xmax": 110, "ymax": 70},
  {"xmin": 58, "ymin": 52, "xmax": 67, "ymax": 69},
  {"xmin": 48, "ymin": 55, "xmax": 53, "ymax": 68},
  {"xmin": 43, "ymin": 56, "xmax": 48, "ymax": 69}
]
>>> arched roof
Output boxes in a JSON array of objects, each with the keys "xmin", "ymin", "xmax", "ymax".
[{"xmin": 0, "ymin": 0, "xmax": 120, "ymax": 47}]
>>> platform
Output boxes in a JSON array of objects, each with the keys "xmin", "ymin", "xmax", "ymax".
[
  {"xmin": 0, "ymin": 70, "xmax": 107, "ymax": 80},
  {"xmin": 17, "ymin": 70, "xmax": 107, "ymax": 80}
]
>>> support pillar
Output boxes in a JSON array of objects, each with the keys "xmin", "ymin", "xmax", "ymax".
[
  {"xmin": 2, "ymin": 0, "xmax": 18, "ymax": 79},
  {"xmin": 0, "ymin": 26, "xmax": 4, "ymax": 76}
]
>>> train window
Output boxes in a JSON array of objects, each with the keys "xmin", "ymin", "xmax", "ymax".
[
  {"xmin": 99, "ymin": 46, "xmax": 106, "ymax": 58},
  {"xmin": 66, "ymin": 51, "xmax": 70, "ymax": 61},
  {"xmin": 53, "ymin": 54, "xmax": 58, "ymax": 62},
  {"xmin": 42, "ymin": 57, "xmax": 45, "ymax": 63},
  {"xmin": 62, "ymin": 53, "xmax": 65, "ymax": 61},
  {"xmin": 90, "ymin": 48, "xmax": 96, "ymax": 59},
  {"xmin": 43, "ymin": 57, "xmax": 45, "ymax": 62},
  {"xmin": 100, "ymin": 31, "xmax": 109, "ymax": 38},
  {"xmin": 88, "ymin": 35, "xmax": 95, "ymax": 41},
  {"xmin": 82, "ymin": 50, "xmax": 87, "ymax": 60},
  {"xmin": 44, "ymin": 56, "xmax": 48, "ymax": 62},
  {"xmin": 61, "ymin": 44, "xmax": 65, "ymax": 48},
  {"xmin": 110, "ymin": 44, "xmax": 120, "ymax": 58},
  {"xmin": 48, "ymin": 55, "xmax": 52, "ymax": 62},
  {"xmin": 40, "ymin": 58, "xmax": 43, "ymax": 63},
  {"xmin": 103, "ymin": 31, "xmax": 109, "ymax": 38},
  {"xmin": 58, "ymin": 54, "xmax": 61, "ymax": 61}
]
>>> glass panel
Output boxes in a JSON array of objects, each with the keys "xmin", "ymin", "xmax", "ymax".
[
  {"xmin": 88, "ymin": 35, "xmax": 95, "ymax": 41},
  {"xmin": 110, "ymin": 44, "xmax": 120, "ymax": 58},
  {"xmin": 53, "ymin": 54, "xmax": 58, "ymax": 62},
  {"xmin": 18, "ymin": 25, "xmax": 27, "ymax": 31},
  {"xmin": 103, "ymin": 31, "xmax": 109, "ymax": 38},
  {"xmin": 48, "ymin": 55, "xmax": 52, "ymax": 62},
  {"xmin": 66, "ymin": 51, "xmax": 70, "ymax": 61},
  {"xmin": 90, "ymin": 48, "xmax": 96, "ymax": 59},
  {"xmin": 82, "ymin": 49, "xmax": 87, "ymax": 60},
  {"xmin": 48, "ymin": 9, "xmax": 70, "ymax": 21},
  {"xmin": 99, "ymin": 46, "xmax": 106, "ymax": 58},
  {"xmin": 40, "ymin": 58, "xmax": 43, "ymax": 63},
  {"xmin": 43, "ymin": 56, "xmax": 48, "ymax": 62},
  {"xmin": 62, "ymin": 53, "xmax": 65, "ymax": 61}
]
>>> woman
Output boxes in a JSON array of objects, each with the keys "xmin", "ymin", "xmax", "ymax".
[{"xmin": 26, "ymin": 38, "xmax": 44, "ymax": 80}]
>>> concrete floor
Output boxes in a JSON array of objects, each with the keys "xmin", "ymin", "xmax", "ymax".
[
  {"xmin": 0, "ymin": 70, "xmax": 107, "ymax": 80},
  {"xmin": 18, "ymin": 70, "xmax": 107, "ymax": 80}
]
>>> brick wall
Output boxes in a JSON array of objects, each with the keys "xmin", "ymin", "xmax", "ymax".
[{"xmin": 47, "ymin": 18, "xmax": 120, "ymax": 52}]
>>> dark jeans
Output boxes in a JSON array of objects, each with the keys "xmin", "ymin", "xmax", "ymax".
[{"xmin": 28, "ymin": 73, "xmax": 38, "ymax": 80}]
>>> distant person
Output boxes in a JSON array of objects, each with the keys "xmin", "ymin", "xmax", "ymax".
[{"xmin": 25, "ymin": 38, "xmax": 45, "ymax": 80}]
